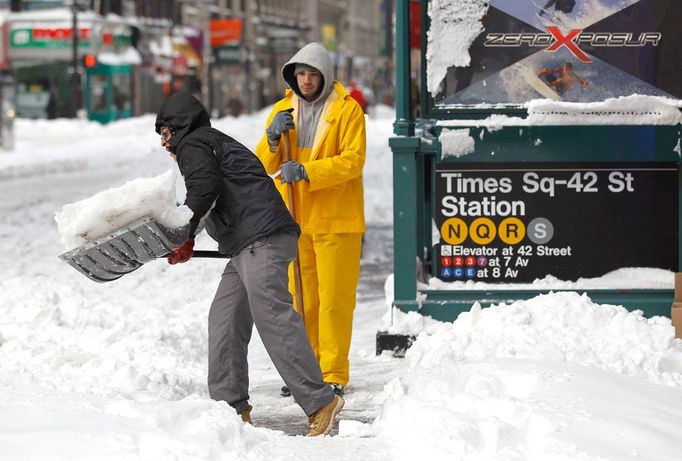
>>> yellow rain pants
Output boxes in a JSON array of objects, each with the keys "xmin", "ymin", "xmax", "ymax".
[{"xmin": 290, "ymin": 231, "xmax": 362, "ymax": 386}]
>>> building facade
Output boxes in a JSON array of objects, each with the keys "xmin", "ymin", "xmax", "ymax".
[{"xmin": 0, "ymin": 0, "xmax": 394, "ymax": 120}]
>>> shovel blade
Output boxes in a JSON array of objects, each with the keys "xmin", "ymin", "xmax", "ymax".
[{"xmin": 59, "ymin": 216, "xmax": 189, "ymax": 283}]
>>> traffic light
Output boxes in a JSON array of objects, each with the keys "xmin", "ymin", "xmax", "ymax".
[{"xmin": 83, "ymin": 54, "xmax": 97, "ymax": 69}]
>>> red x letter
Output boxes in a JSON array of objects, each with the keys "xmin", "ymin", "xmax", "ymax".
[{"xmin": 546, "ymin": 27, "xmax": 592, "ymax": 63}]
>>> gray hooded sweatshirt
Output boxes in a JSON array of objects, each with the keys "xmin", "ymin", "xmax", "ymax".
[{"xmin": 281, "ymin": 43, "xmax": 334, "ymax": 148}]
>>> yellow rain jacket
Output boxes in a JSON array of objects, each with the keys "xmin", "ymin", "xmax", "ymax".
[{"xmin": 255, "ymin": 82, "xmax": 366, "ymax": 234}]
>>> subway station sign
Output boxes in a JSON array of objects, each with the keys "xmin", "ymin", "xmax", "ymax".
[{"xmin": 434, "ymin": 162, "xmax": 678, "ymax": 282}]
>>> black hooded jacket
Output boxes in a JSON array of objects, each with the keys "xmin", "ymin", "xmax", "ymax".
[{"xmin": 155, "ymin": 91, "xmax": 299, "ymax": 256}]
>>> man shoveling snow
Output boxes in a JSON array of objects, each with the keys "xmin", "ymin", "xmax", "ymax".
[
  {"xmin": 57, "ymin": 90, "xmax": 344, "ymax": 436},
  {"xmin": 154, "ymin": 90, "xmax": 343, "ymax": 436}
]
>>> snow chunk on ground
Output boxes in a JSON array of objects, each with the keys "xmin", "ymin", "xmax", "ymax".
[
  {"xmin": 427, "ymin": 0, "xmax": 489, "ymax": 96},
  {"xmin": 55, "ymin": 169, "xmax": 192, "ymax": 250},
  {"xmin": 440, "ymin": 128, "xmax": 476, "ymax": 158}
]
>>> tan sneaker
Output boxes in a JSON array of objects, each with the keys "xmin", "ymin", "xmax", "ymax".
[
  {"xmin": 307, "ymin": 395, "xmax": 344, "ymax": 436},
  {"xmin": 239, "ymin": 405, "xmax": 252, "ymax": 424}
]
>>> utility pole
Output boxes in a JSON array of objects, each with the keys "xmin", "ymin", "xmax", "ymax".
[
  {"xmin": 69, "ymin": 0, "xmax": 83, "ymax": 118},
  {"xmin": 179, "ymin": 1, "xmax": 212, "ymax": 110},
  {"xmin": 199, "ymin": 1, "xmax": 211, "ymax": 109},
  {"xmin": 308, "ymin": 0, "xmax": 319, "ymax": 43},
  {"xmin": 244, "ymin": 0, "xmax": 257, "ymax": 112}
]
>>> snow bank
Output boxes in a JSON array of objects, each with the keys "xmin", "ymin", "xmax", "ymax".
[
  {"xmin": 371, "ymin": 292, "xmax": 682, "ymax": 460},
  {"xmin": 54, "ymin": 169, "xmax": 192, "ymax": 250},
  {"xmin": 409, "ymin": 292, "xmax": 682, "ymax": 385},
  {"xmin": 0, "ymin": 115, "xmax": 162, "ymax": 180}
]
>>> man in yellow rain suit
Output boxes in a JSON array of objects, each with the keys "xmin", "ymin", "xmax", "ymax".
[{"xmin": 256, "ymin": 42, "xmax": 366, "ymax": 396}]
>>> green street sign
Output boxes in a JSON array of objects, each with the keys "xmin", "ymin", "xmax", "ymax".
[
  {"xmin": 214, "ymin": 45, "xmax": 242, "ymax": 64},
  {"xmin": 10, "ymin": 28, "xmax": 92, "ymax": 49}
]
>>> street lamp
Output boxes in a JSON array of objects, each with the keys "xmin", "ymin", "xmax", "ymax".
[{"xmin": 68, "ymin": 0, "xmax": 87, "ymax": 118}]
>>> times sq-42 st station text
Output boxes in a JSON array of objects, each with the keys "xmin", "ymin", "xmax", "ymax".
[{"xmin": 439, "ymin": 171, "xmax": 635, "ymax": 217}]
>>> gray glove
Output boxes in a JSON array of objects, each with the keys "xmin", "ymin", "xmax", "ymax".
[
  {"xmin": 267, "ymin": 109, "xmax": 295, "ymax": 142},
  {"xmin": 280, "ymin": 161, "xmax": 308, "ymax": 183}
]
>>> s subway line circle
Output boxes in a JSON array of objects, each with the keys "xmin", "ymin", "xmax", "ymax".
[{"xmin": 528, "ymin": 217, "xmax": 554, "ymax": 244}]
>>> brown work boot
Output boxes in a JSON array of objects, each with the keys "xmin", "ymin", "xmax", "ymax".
[
  {"xmin": 307, "ymin": 396, "xmax": 344, "ymax": 436},
  {"xmin": 239, "ymin": 405, "xmax": 252, "ymax": 424}
]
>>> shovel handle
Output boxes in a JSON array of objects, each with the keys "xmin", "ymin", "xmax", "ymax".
[
  {"xmin": 191, "ymin": 250, "xmax": 226, "ymax": 258},
  {"xmin": 282, "ymin": 131, "xmax": 306, "ymax": 324}
]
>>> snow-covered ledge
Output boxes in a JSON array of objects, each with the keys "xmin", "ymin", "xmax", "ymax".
[{"xmin": 437, "ymin": 95, "xmax": 682, "ymax": 127}]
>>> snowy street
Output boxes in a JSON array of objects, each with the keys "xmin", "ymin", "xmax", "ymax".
[
  {"xmin": 0, "ymin": 110, "xmax": 405, "ymax": 457},
  {"xmin": 2, "ymin": 108, "xmax": 682, "ymax": 460}
]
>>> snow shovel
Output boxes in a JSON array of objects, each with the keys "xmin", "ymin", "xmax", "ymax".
[
  {"xmin": 282, "ymin": 131, "xmax": 306, "ymax": 324},
  {"xmin": 58, "ymin": 216, "xmax": 225, "ymax": 283}
]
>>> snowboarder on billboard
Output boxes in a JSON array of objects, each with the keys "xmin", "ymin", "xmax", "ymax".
[
  {"xmin": 539, "ymin": 0, "xmax": 576, "ymax": 16},
  {"xmin": 536, "ymin": 0, "xmax": 575, "ymax": 24},
  {"xmin": 537, "ymin": 62, "xmax": 589, "ymax": 95}
]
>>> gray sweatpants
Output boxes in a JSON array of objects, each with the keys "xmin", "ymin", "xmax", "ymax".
[{"xmin": 207, "ymin": 230, "xmax": 334, "ymax": 416}]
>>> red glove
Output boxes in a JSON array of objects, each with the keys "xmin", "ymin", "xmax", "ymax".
[{"xmin": 168, "ymin": 238, "xmax": 195, "ymax": 265}]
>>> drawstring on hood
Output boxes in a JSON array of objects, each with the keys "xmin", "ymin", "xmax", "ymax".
[{"xmin": 155, "ymin": 91, "xmax": 211, "ymax": 153}]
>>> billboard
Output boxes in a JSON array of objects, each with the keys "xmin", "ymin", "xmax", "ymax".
[
  {"xmin": 433, "ymin": 0, "xmax": 682, "ymax": 105},
  {"xmin": 210, "ymin": 19, "xmax": 242, "ymax": 48}
]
